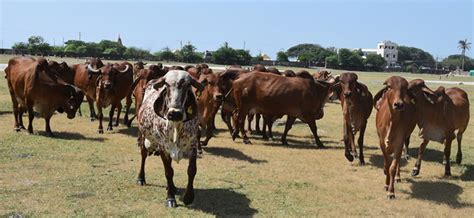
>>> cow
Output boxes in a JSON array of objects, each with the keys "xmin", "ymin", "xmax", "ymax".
[
  {"xmin": 196, "ymin": 73, "xmax": 223, "ymax": 146},
  {"xmin": 314, "ymin": 70, "xmax": 331, "ymax": 80},
  {"xmin": 332, "ymin": 73, "xmax": 373, "ymax": 165},
  {"xmin": 94, "ymin": 62, "xmax": 133, "ymax": 133},
  {"xmin": 136, "ymin": 70, "xmax": 205, "ymax": 208},
  {"xmin": 408, "ymin": 79, "xmax": 470, "ymax": 177},
  {"xmin": 133, "ymin": 61, "xmax": 147, "ymax": 78},
  {"xmin": 373, "ymin": 76, "xmax": 417, "ymax": 199},
  {"xmin": 5, "ymin": 57, "xmax": 84, "ymax": 137},
  {"xmin": 73, "ymin": 58, "xmax": 104, "ymax": 120},
  {"xmin": 126, "ymin": 64, "xmax": 167, "ymax": 127},
  {"xmin": 231, "ymin": 71, "xmax": 335, "ymax": 146},
  {"xmin": 282, "ymin": 70, "xmax": 296, "ymax": 77},
  {"xmin": 266, "ymin": 67, "xmax": 281, "ymax": 75}
]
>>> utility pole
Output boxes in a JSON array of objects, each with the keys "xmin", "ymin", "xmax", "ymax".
[
  {"xmin": 53, "ymin": 38, "xmax": 56, "ymax": 46},
  {"xmin": 62, "ymin": 37, "xmax": 65, "ymax": 45},
  {"xmin": 79, "ymin": 32, "xmax": 81, "ymax": 41},
  {"xmin": 243, "ymin": 41, "xmax": 246, "ymax": 50},
  {"xmin": 180, "ymin": 40, "xmax": 182, "ymax": 49},
  {"xmin": 435, "ymin": 56, "xmax": 438, "ymax": 71}
]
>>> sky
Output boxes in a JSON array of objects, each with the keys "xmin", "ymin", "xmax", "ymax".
[{"xmin": 0, "ymin": 0, "xmax": 472, "ymax": 59}]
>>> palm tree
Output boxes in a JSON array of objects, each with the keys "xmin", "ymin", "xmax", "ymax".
[{"xmin": 458, "ymin": 39, "xmax": 471, "ymax": 71}]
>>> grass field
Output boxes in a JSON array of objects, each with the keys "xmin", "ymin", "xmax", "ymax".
[{"xmin": 0, "ymin": 55, "xmax": 473, "ymax": 216}]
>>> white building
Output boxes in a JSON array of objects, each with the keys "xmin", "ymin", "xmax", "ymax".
[{"xmin": 355, "ymin": 40, "xmax": 399, "ymax": 67}]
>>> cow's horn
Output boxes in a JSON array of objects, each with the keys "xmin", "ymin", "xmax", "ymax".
[
  {"xmin": 118, "ymin": 65, "xmax": 129, "ymax": 73},
  {"xmin": 87, "ymin": 64, "xmax": 101, "ymax": 73}
]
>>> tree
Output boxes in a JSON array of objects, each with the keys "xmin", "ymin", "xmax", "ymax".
[
  {"xmin": 124, "ymin": 47, "xmax": 152, "ymax": 59},
  {"xmin": 458, "ymin": 39, "xmax": 471, "ymax": 71},
  {"xmin": 27, "ymin": 35, "xmax": 51, "ymax": 54},
  {"xmin": 286, "ymin": 43, "xmax": 335, "ymax": 65},
  {"xmin": 276, "ymin": 51, "xmax": 289, "ymax": 62},
  {"xmin": 441, "ymin": 55, "xmax": 473, "ymax": 71},
  {"xmin": 364, "ymin": 53, "xmax": 387, "ymax": 71},
  {"xmin": 177, "ymin": 43, "xmax": 202, "ymax": 63},
  {"xmin": 397, "ymin": 46, "xmax": 435, "ymax": 70},
  {"xmin": 12, "ymin": 42, "xmax": 28, "ymax": 50},
  {"xmin": 337, "ymin": 49, "xmax": 364, "ymax": 70},
  {"xmin": 235, "ymin": 49, "xmax": 252, "ymax": 65},
  {"xmin": 98, "ymin": 40, "xmax": 126, "ymax": 55},
  {"xmin": 325, "ymin": 54, "xmax": 338, "ymax": 69},
  {"xmin": 156, "ymin": 47, "xmax": 176, "ymax": 61},
  {"xmin": 212, "ymin": 42, "xmax": 251, "ymax": 65}
]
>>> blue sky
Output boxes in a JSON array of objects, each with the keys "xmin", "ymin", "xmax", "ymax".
[{"xmin": 1, "ymin": 0, "xmax": 472, "ymax": 59}]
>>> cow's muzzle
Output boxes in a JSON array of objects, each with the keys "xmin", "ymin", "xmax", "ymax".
[
  {"xmin": 344, "ymin": 91, "xmax": 352, "ymax": 98},
  {"xmin": 393, "ymin": 101, "xmax": 404, "ymax": 111},
  {"xmin": 167, "ymin": 108, "xmax": 183, "ymax": 121},
  {"xmin": 214, "ymin": 93, "xmax": 224, "ymax": 101}
]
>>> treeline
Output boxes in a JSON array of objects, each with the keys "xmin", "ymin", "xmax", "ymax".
[{"xmin": 10, "ymin": 36, "xmax": 472, "ymax": 72}]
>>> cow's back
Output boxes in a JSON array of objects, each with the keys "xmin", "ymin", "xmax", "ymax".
[{"xmin": 6, "ymin": 57, "xmax": 38, "ymax": 105}]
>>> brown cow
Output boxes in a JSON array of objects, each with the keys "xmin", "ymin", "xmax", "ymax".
[
  {"xmin": 231, "ymin": 72, "xmax": 334, "ymax": 146},
  {"xmin": 332, "ymin": 72, "xmax": 373, "ymax": 165},
  {"xmin": 408, "ymin": 79, "xmax": 470, "ymax": 177},
  {"xmin": 94, "ymin": 62, "xmax": 133, "ymax": 133},
  {"xmin": 73, "ymin": 58, "xmax": 104, "ymax": 120},
  {"xmin": 126, "ymin": 64, "xmax": 167, "ymax": 127},
  {"xmin": 133, "ymin": 61, "xmax": 147, "ymax": 77},
  {"xmin": 314, "ymin": 70, "xmax": 331, "ymax": 80},
  {"xmin": 374, "ymin": 76, "xmax": 416, "ymax": 199},
  {"xmin": 5, "ymin": 57, "xmax": 84, "ymax": 136},
  {"xmin": 196, "ymin": 73, "xmax": 223, "ymax": 146}
]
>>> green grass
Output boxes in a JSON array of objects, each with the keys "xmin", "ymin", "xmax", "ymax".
[{"xmin": 0, "ymin": 55, "xmax": 473, "ymax": 216}]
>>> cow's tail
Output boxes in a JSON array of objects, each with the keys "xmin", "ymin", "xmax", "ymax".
[{"xmin": 4, "ymin": 65, "xmax": 9, "ymax": 79}]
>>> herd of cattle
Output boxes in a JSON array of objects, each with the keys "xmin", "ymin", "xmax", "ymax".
[{"xmin": 3, "ymin": 56, "xmax": 470, "ymax": 206}]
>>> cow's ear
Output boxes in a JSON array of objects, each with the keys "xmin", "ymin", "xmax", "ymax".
[
  {"xmin": 355, "ymin": 82, "xmax": 369, "ymax": 97},
  {"xmin": 373, "ymin": 86, "xmax": 388, "ymax": 110},
  {"xmin": 37, "ymin": 58, "xmax": 49, "ymax": 72},
  {"xmin": 421, "ymin": 86, "xmax": 442, "ymax": 104},
  {"xmin": 190, "ymin": 77, "xmax": 205, "ymax": 91},
  {"xmin": 152, "ymin": 77, "xmax": 166, "ymax": 90},
  {"xmin": 184, "ymin": 89, "xmax": 198, "ymax": 122},
  {"xmin": 153, "ymin": 88, "xmax": 167, "ymax": 119}
]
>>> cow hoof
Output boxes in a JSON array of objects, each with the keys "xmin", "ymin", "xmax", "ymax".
[
  {"xmin": 442, "ymin": 160, "xmax": 447, "ymax": 165},
  {"xmin": 200, "ymin": 141, "xmax": 208, "ymax": 147},
  {"xmin": 231, "ymin": 132, "xmax": 238, "ymax": 141},
  {"xmin": 14, "ymin": 127, "xmax": 21, "ymax": 132},
  {"xmin": 395, "ymin": 177, "xmax": 401, "ymax": 183},
  {"xmin": 243, "ymin": 139, "xmax": 252, "ymax": 144},
  {"xmin": 456, "ymin": 154, "xmax": 462, "ymax": 165},
  {"xmin": 411, "ymin": 168, "xmax": 420, "ymax": 176},
  {"xmin": 404, "ymin": 154, "xmax": 410, "ymax": 160},
  {"xmin": 113, "ymin": 123, "xmax": 119, "ymax": 127},
  {"xmin": 46, "ymin": 132, "xmax": 55, "ymax": 138},
  {"xmin": 166, "ymin": 198, "xmax": 177, "ymax": 208},
  {"xmin": 137, "ymin": 178, "xmax": 146, "ymax": 186},
  {"xmin": 387, "ymin": 194, "xmax": 396, "ymax": 200},
  {"xmin": 98, "ymin": 129, "xmax": 104, "ymax": 134},
  {"xmin": 182, "ymin": 191, "xmax": 194, "ymax": 205},
  {"xmin": 345, "ymin": 152, "xmax": 354, "ymax": 162},
  {"xmin": 90, "ymin": 118, "xmax": 95, "ymax": 122},
  {"xmin": 107, "ymin": 126, "xmax": 113, "ymax": 131},
  {"xmin": 281, "ymin": 140, "xmax": 289, "ymax": 146},
  {"xmin": 444, "ymin": 171, "xmax": 452, "ymax": 177},
  {"xmin": 359, "ymin": 161, "xmax": 365, "ymax": 166},
  {"xmin": 255, "ymin": 130, "xmax": 262, "ymax": 135},
  {"xmin": 317, "ymin": 145, "xmax": 326, "ymax": 149},
  {"xmin": 198, "ymin": 148, "xmax": 203, "ymax": 155},
  {"xmin": 384, "ymin": 185, "xmax": 389, "ymax": 191}
]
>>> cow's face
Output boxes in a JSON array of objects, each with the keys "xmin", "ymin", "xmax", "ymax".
[
  {"xmin": 62, "ymin": 85, "xmax": 85, "ymax": 119},
  {"xmin": 202, "ymin": 73, "xmax": 223, "ymax": 102},
  {"xmin": 408, "ymin": 79, "xmax": 444, "ymax": 105},
  {"xmin": 99, "ymin": 64, "xmax": 116, "ymax": 90},
  {"xmin": 339, "ymin": 73, "xmax": 359, "ymax": 99},
  {"xmin": 374, "ymin": 76, "xmax": 411, "ymax": 111},
  {"xmin": 153, "ymin": 70, "xmax": 205, "ymax": 122}
]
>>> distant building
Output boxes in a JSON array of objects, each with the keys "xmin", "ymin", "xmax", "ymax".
[
  {"xmin": 117, "ymin": 34, "xmax": 123, "ymax": 46},
  {"xmin": 355, "ymin": 40, "xmax": 399, "ymax": 67},
  {"xmin": 259, "ymin": 53, "xmax": 272, "ymax": 61}
]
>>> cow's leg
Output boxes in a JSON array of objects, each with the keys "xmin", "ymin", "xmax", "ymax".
[
  {"xmin": 357, "ymin": 122, "xmax": 367, "ymax": 165},
  {"xmin": 281, "ymin": 116, "xmax": 296, "ymax": 145},
  {"xmin": 8, "ymin": 85, "xmax": 21, "ymax": 131},
  {"xmin": 183, "ymin": 149, "xmax": 197, "ymax": 205},
  {"xmin": 87, "ymin": 96, "xmax": 96, "ymax": 121},
  {"xmin": 267, "ymin": 116, "xmax": 275, "ymax": 140},
  {"xmin": 123, "ymin": 94, "xmax": 132, "ymax": 126},
  {"xmin": 160, "ymin": 153, "xmax": 177, "ymax": 208},
  {"xmin": 444, "ymin": 137, "xmax": 453, "ymax": 176},
  {"xmin": 403, "ymin": 136, "xmax": 410, "ymax": 160},
  {"xmin": 262, "ymin": 115, "xmax": 269, "ymax": 140},
  {"xmin": 396, "ymin": 161, "xmax": 401, "ymax": 183},
  {"xmin": 411, "ymin": 139, "xmax": 429, "ymax": 176},
  {"xmin": 202, "ymin": 122, "xmax": 213, "ymax": 146},
  {"xmin": 387, "ymin": 148, "xmax": 402, "ymax": 199},
  {"xmin": 17, "ymin": 107, "xmax": 26, "ymax": 130},
  {"xmin": 343, "ymin": 121, "xmax": 354, "ymax": 162},
  {"xmin": 96, "ymin": 103, "xmax": 104, "ymax": 134},
  {"xmin": 255, "ymin": 113, "xmax": 262, "ymax": 134},
  {"xmin": 222, "ymin": 110, "xmax": 234, "ymax": 136},
  {"xmin": 44, "ymin": 116, "xmax": 55, "ymax": 137},
  {"xmin": 247, "ymin": 113, "xmax": 253, "ymax": 133},
  {"xmin": 108, "ymin": 104, "xmax": 116, "ymax": 131},
  {"xmin": 26, "ymin": 106, "xmax": 34, "ymax": 134},
  {"xmin": 233, "ymin": 108, "xmax": 250, "ymax": 144},
  {"xmin": 456, "ymin": 130, "xmax": 465, "ymax": 164},
  {"xmin": 114, "ymin": 102, "xmax": 122, "ymax": 127},
  {"xmin": 308, "ymin": 119, "xmax": 324, "ymax": 148},
  {"xmin": 137, "ymin": 135, "xmax": 147, "ymax": 186}
]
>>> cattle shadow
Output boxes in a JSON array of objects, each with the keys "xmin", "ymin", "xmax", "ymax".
[
  {"xmin": 408, "ymin": 147, "xmax": 445, "ymax": 164},
  {"xmin": 369, "ymin": 154, "xmax": 408, "ymax": 168},
  {"xmin": 0, "ymin": 111, "xmax": 12, "ymax": 116},
  {"xmin": 204, "ymin": 147, "xmax": 267, "ymax": 164},
  {"xmin": 460, "ymin": 164, "xmax": 474, "ymax": 181},
  {"xmin": 188, "ymin": 188, "xmax": 258, "ymax": 216},
  {"xmin": 405, "ymin": 179, "xmax": 472, "ymax": 208},
  {"xmin": 117, "ymin": 126, "xmax": 139, "ymax": 137},
  {"xmin": 37, "ymin": 131, "xmax": 106, "ymax": 142}
]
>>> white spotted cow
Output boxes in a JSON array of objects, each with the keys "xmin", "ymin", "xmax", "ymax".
[{"xmin": 136, "ymin": 70, "xmax": 205, "ymax": 208}]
